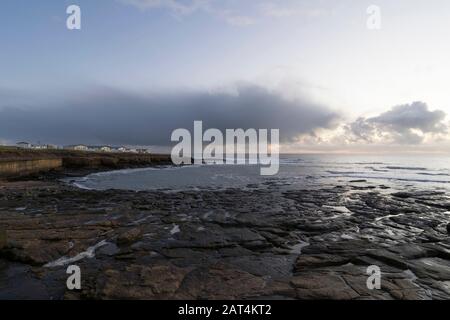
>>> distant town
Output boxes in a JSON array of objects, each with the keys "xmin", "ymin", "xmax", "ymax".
[{"xmin": 13, "ymin": 142, "xmax": 150, "ymax": 154}]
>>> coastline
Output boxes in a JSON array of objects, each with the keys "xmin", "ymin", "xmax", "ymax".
[
  {"xmin": 1, "ymin": 151, "xmax": 450, "ymax": 299},
  {"xmin": 0, "ymin": 148, "xmax": 173, "ymax": 180}
]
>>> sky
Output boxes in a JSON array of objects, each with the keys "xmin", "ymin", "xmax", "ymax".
[{"xmin": 1, "ymin": 0, "xmax": 450, "ymax": 153}]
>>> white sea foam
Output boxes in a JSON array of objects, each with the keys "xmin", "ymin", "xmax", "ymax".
[
  {"xmin": 290, "ymin": 240, "xmax": 310, "ymax": 254},
  {"xmin": 44, "ymin": 240, "xmax": 109, "ymax": 268},
  {"xmin": 322, "ymin": 205, "xmax": 352, "ymax": 215},
  {"xmin": 170, "ymin": 225, "xmax": 180, "ymax": 235}
]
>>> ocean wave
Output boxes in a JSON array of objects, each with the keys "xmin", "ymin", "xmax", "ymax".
[
  {"xmin": 385, "ymin": 166, "xmax": 428, "ymax": 171},
  {"xmin": 72, "ymin": 181, "xmax": 93, "ymax": 190},
  {"xmin": 326, "ymin": 170, "xmax": 365, "ymax": 175},
  {"xmin": 366, "ymin": 167, "xmax": 389, "ymax": 172},
  {"xmin": 355, "ymin": 162, "xmax": 384, "ymax": 165},
  {"xmin": 417, "ymin": 172, "xmax": 450, "ymax": 177},
  {"xmin": 328, "ymin": 173, "xmax": 450, "ymax": 184},
  {"xmin": 279, "ymin": 158, "xmax": 304, "ymax": 164},
  {"xmin": 88, "ymin": 166, "xmax": 175, "ymax": 177}
]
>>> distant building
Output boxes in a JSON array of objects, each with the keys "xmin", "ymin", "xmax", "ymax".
[
  {"xmin": 65, "ymin": 144, "xmax": 88, "ymax": 151},
  {"xmin": 31, "ymin": 144, "xmax": 48, "ymax": 150},
  {"xmin": 136, "ymin": 148, "xmax": 150, "ymax": 154},
  {"xmin": 86, "ymin": 146, "xmax": 99, "ymax": 152},
  {"xmin": 99, "ymin": 146, "xmax": 112, "ymax": 152},
  {"xmin": 87, "ymin": 145, "xmax": 112, "ymax": 152},
  {"xmin": 111, "ymin": 146, "xmax": 130, "ymax": 153},
  {"xmin": 16, "ymin": 142, "xmax": 32, "ymax": 149},
  {"xmin": 115, "ymin": 146, "xmax": 127, "ymax": 153}
]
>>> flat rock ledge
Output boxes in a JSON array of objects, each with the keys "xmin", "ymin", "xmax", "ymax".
[{"xmin": 1, "ymin": 181, "xmax": 450, "ymax": 300}]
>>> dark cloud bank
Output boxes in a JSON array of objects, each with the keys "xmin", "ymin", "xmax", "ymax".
[{"xmin": 0, "ymin": 85, "xmax": 339, "ymax": 146}]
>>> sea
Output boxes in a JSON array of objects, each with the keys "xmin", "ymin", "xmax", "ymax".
[{"xmin": 67, "ymin": 154, "xmax": 450, "ymax": 193}]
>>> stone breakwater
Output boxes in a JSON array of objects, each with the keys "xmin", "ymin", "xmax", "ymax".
[
  {"xmin": 0, "ymin": 149, "xmax": 172, "ymax": 178},
  {"xmin": 0, "ymin": 180, "xmax": 449, "ymax": 300},
  {"xmin": 0, "ymin": 159, "xmax": 63, "ymax": 178}
]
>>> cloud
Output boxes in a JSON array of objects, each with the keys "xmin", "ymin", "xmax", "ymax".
[
  {"xmin": 345, "ymin": 102, "xmax": 448, "ymax": 144},
  {"xmin": 119, "ymin": 0, "xmax": 255, "ymax": 26},
  {"xmin": 0, "ymin": 85, "xmax": 339, "ymax": 147},
  {"xmin": 259, "ymin": 2, "xmax": 327, "ymax": 18},
  {"xmin": 118, "ymin": 0, "xmax": 328, "ymax": 26},
  {"xmin": 118, "ymin": 0, "xmax": 207, "ymax": 15},
  {"xmin": 221, "ymin": 14, "xmax": 255, "ymax": 27},
  {"xmin": 0, "ymin": 87, "xmax": 34, "ymax": 109},
  {"xmin": 369, "ymin": 102, "xmax": 446, "ymax": 133}
]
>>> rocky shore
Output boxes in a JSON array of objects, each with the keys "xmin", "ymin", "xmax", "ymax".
[{"xmin": 1, "ymin": 171, "xmax": 450, "ymax": 300}]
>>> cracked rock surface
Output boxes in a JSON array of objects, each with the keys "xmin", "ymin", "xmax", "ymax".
[{"xmin": 1, "ymin": 180, "xmax": 450, "ymax": 299}]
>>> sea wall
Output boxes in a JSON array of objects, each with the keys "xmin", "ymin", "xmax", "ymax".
[
  {"xmin": 0, "ymin": 159, "xmax": 63, "ymax": 178},
  {"xmin": 0, "ymin": 148, "xmax": 173, "ymax": 179}
]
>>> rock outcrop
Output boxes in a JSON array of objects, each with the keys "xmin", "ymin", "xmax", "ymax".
[{"xmin": 1, "ymin": 180, "xmax": 450, "ymax": 299}]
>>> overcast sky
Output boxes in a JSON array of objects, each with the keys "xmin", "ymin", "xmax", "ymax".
[{"xmin": 1, "ymin": 0, "xmax": 450, "ymax": 152}]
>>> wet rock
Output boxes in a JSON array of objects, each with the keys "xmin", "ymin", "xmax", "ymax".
[
  {"xmin": 2, "ymin": 179, "xmax": 450, "ymax": 299},
  {"xmin": 391, "ymin": 192, "xmax": 412, "ymax": 199},
  {"xmin": 175, "ymin": 263, "xmax": 267, "ymax": 299},
  {"xmin": 0, "ymin": 229, "xmax": 6, "ymax": 250},
  {"xmin": 291, "ymin": 273, "xmax": 359, "ymax": 300},
  {"xmin": 94, "ymin": 263, "xmax": 190, "ymax": 299},
  {"xmin": 383, "ymin": 278, "xmax": 428, "ymax": 300},
  {"xmin": 264, "ymin": 280, "xmax": 297, "ymax": 298},
  {"xmin": 96, "ymin": 243, "xmax": 119, "ymax": 257},
  {"xmin": 117, "ymin": 228, "xmax": 142, "ymax": 245},
  {"xmin": 408, "ymin": 257, "xmax": 450, "ymax": 281},
  {"xmin": 387, "ymin": 244, "xmax": 432, "ymax": 260},
  {"xmin": 294, "ymin": 254, "xmax": 350, "ymax": 271},
  {"xmin": 366, "ymin": 250, "xmax": 408, "ymax": 270}
]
